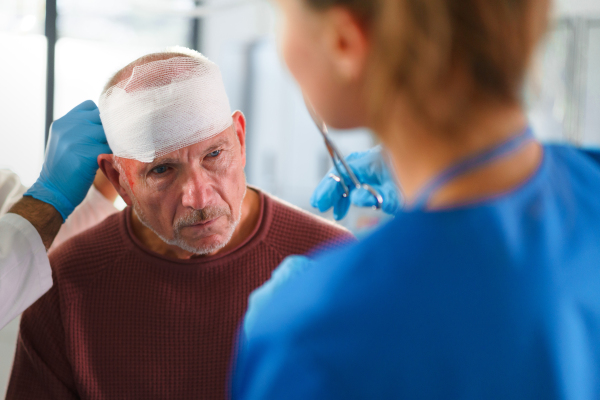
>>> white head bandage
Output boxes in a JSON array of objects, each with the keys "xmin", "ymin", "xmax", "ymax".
[{"xmin": 99, "ymin": 52, "xmax": 232, "ymax": 162}]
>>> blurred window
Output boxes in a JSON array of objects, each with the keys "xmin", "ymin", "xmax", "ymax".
[
  {"xmin": 0, "ymin": 0, "xmax": 200, "ymax": 186},
  {"xmin": 54, "ymin": 0, "xmax": 197, "ymax": 118},
  {"xmin": 0, "ymin": 0, "xmax": 46, "ymax": 186},
  {"xmin": 582, "ymin": 22, "xmax": 600, "ymax": 146},
  {"xmin": 527, "ymin": 22, "xmax": 574, "ymax": 143},
  {"xmin": 528, "ymin": 17, "xmax": 600, "ymax": 146}
]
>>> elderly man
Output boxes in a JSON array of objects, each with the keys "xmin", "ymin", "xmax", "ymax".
[{"xmin": 6, "ymin": 48, "xmax": 352, "ymax": 399}]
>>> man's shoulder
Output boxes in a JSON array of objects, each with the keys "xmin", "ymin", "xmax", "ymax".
[
  {"xmin": 49, "ymin": 210, "xmax": 130, "ymax": 284},
  {"xmin": 263, "ymin": 193, "xmax": 355, "ymax": 255}
]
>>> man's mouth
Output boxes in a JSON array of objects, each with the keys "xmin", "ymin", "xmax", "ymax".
[{"xmin": 187, "ymin": 216, "xmax": 220, "ymax": 228}]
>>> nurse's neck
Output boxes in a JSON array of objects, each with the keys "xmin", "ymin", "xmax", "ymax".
[{"xmin": 379, "ymin": 99, "xmax": 543, "ymax": 210}]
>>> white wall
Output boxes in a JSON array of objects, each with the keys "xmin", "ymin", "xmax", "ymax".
[
  {"xmin": 0, "ymin": 33, "xmax": 46, "ymax": 187},
  {"xmin": 557, "ymin": 0, "xmax": 600, "ymax": 16},
  {"xmin": 54, "ymin": 38, "xmax": 162, "ymax": 118},
  {"xmin": 582, "ymin": 26, "xmax": 600, "ymax": 146}
]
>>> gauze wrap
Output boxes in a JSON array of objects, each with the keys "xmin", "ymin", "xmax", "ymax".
[{"xmin": 98, "ymin": 54, "xmax": 232, "ymax": 162}]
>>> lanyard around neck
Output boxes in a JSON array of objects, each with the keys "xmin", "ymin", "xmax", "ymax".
[{"xmin": 410, "ymin": 127, "xmax": 535, "ymax": 210}]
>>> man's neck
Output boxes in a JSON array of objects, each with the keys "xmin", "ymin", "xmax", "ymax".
[{"xmin": 130, "ymin": 187, "xmax": 261, "ymax": 260}]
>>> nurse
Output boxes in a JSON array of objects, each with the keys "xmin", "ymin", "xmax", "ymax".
[{"xmin": 234, "ymin": 0, "xmax": 600, "ymax": 398}]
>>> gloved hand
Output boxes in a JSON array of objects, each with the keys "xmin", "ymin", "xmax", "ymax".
[
  {"xmin": 244, "ymin": 255, "xmax": 315, "ymax": 336},
  {"xmin": 311, "ymin": 146, "xmax": 401, "ymax": 220},
  {"xmin": 25, "ymin": 100, "xmax": 112, "ymax": 221}
]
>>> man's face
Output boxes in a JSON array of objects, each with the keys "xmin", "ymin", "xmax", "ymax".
[{"xmin": 114, "ymin": 115, "xmax": 247, "ymax": 255}]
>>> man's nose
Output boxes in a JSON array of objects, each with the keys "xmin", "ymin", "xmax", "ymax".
[{"xmin": 181, "ymin": 169, "xmax": 213, "ymax": 210}]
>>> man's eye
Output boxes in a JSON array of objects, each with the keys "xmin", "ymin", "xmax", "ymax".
[
  {"xmin": 208, "ymin": 150, "xmax": 221, "ymax": 158},
  {"xmin": 152, "ymin": 165, "xmax": 169, "ymax": 175}
]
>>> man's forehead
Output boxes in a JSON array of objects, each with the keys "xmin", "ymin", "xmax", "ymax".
[
  {"xmin": 148, "ymin": 129, "xmax": 234, "ymax": 166},
  {"xmin": 117, "ymin": 128, "xmax": 235, "ymax": 172}
]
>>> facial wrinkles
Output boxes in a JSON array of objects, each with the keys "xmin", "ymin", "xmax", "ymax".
[
  {"xmin": 132, "ymin": 191, "xmax": 244, "ymax": 256},
  {"xmin": 126, "ymin": 128, "xmax": 246, "ymax": 256},
  {"xmin": 135, "ymin": 140, "xmax": 236, "ymax": 215},
  {"xmin": 181, "ymin": 140, "xmax": 236, "ymax": 195}
]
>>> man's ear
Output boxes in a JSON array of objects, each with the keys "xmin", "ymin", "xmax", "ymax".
[
  {"xmin": 97, "ymin": 154, "xmax": 134, "ymax": 207},
  {"xmin": 324, "ymin": 7, "xmax": 370, "ymax": 82},
  {"xmin": 232, "ymin": 111, "xmax": 247, "ymax": 166}
]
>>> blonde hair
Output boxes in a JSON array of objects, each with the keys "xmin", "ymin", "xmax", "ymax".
[{"xmin": 305, "ymin": 0, "xmax": 551, "ymax": 128}]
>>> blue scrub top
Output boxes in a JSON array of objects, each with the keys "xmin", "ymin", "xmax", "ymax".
[{"xmin": 232, "ymin": 144, "xmax": 600, "ymax": 400}]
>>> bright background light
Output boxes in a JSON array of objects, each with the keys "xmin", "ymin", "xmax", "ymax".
[{"xmin": 2, "ymin": 0, "xmax": 600, "ymax": 394}]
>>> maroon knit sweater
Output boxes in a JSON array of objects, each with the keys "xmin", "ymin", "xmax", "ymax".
[{"xmin": 6, "ymin": 190, "xmax": 353, "ymax": 400}]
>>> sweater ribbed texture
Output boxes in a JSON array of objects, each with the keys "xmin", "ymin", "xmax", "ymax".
[{"xmin": 6, "ymin": 191, "xmax": 353, "ymax": 400}]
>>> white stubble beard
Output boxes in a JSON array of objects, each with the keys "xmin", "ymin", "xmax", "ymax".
[{"xmin": 131, "ymin": 187, "xmax": 246, "ymax": 256}]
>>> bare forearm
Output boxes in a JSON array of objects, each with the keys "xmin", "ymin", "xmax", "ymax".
[{"xmin": 8, "ymin": 197, "xmax": 63, "ymax": 250}]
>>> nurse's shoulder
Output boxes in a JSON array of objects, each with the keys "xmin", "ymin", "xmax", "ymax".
[
  {"xmin": 544, "ymin": 143, "xmax": 600, "ymax": 184},
  {"xmin": 236, "ymin": 145, "xmax": 600, "ymax": 399},
  {"xmin": 237, "ymin": 211, "xmax": 531, "ymax": 398},
  {"xmin": 541, "ymin": 144, "xmax": 600, "ymax": 216}
]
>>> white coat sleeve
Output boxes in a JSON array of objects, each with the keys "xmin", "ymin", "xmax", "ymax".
[
  {"xmin": 0, "ymin": 213, "xmax": 52, "ymax": 330},
  {"xmin": 0, "ymin": 169, "xmax": 27, "ymax": 216}
]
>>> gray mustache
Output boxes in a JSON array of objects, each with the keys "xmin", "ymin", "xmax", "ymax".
[{"xmin": 174, "ymin": 206, "xmax": 230, "ymax": 230}]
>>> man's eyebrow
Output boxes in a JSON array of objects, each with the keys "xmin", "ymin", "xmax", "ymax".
[
  {"xmin": 146, "ymin": 138, "xmax": 231, "ymax": 168},
  {"xmin": 203, "ymin": 138, "xmax": 230, "ymax": 153},
  {"xmin": 148, "ymin": 157, "xmax": 179, "ymax": 168}
]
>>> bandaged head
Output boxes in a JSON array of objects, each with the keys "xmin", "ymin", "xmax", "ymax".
[{"xmin": 98, "ymin": 49, "xmax": 232, "ymax": 163}]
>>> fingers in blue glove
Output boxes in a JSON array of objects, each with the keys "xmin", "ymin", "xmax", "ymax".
[
  {"xmin": 70, "ymin": 100, "xmax": 98, "ymax": 112},
  {"xmin": 76, "ymin": 110, "xmax": 102, "ymax": 125},
  {"xmin": 311, "ymin": 172, "xmax": 349, "ymax": 213},
  {"xmin": 85, "ymin": 142, "xmax": 112, "ymax": 158},
  {"xmin": 379, "ymin": 184, "xmax": 402, "ymax": 215},
  {"xmin": 28, "ymin": 100, "xmax": 112, "ymax": 221},
  {"xmin": 82, "ymin": 124, "xmax": 110, "ymax": 146},
  {"xmin": 350, "ymin": 186, "xmax": 380, "ymax": 208},
  {"xmin": 310, "ymin": 174, "xmax": 336, "ymax": 211},
  {"xmin": 349, "ymin": 184, "xmax": 401, "ymax": 215},
  {"xmin": 311, "ymin": 146, "xmax": 401, "ymax": 218},
  {"xmin": 333, "ymin": 193, "xmax": 351, "ymax": 220}
]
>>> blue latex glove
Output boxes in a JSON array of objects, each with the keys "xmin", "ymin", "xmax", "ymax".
[
  {"xmin": 25, "ymin": 100, "xmax": 112, "ymax": 221},
  {"xmin": 244, "ymin": 255, "xmax": 315, "ymax": 336},
  {"xmin": 310, "ymin": 146, "xmax": 401, "ymax": 220}
]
